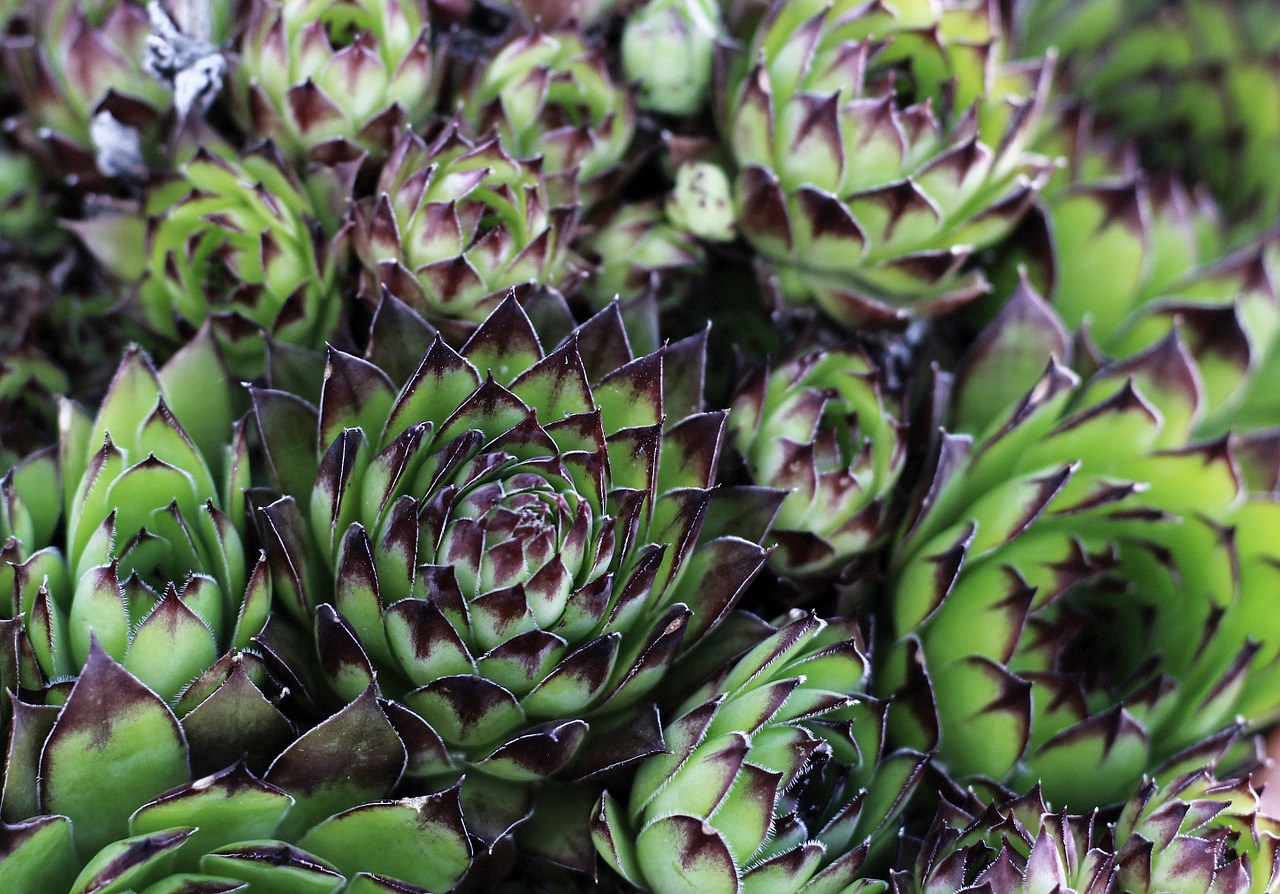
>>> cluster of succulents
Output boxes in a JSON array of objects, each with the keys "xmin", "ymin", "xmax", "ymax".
[{"xmin": 8, "ymin": 0, "xmax": 1280, "ymax": 890}]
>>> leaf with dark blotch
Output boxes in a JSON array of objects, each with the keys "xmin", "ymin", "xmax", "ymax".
[
  {"xmin": 931, "ymin": 655, "xmax": 1031, "ymax": 781},
  {"xmin": 595, "ymin": 352, "xmax": 664, "ymax": 435},
  {"xmin": 312, "ymin": 427, "xmax": 370, "ymax": 553},
  {"xmin": 297, "ymin": 784, "xmax": 472, "ymax": 893},
  {"xmin": 1, "ymin": 696, "xmax": 58, "ymax": 822},
  {"xmin": 522, "ymin": 634, "xmax": 620, "ymax": 719},
  {"xmin": 480, "ymin": 719, "xmax": 589, "ymax": 782},
  {"xmin": 130, "ymin": 761, "xmax": 293, "ymax": 873},
  {"xmin": 699, "ymin": 486, "xmax": 786, "ymax": 545},
  {"xmin": 606, "ymin": 424, "xmax": 661, "ymax": 497},
  {"xmin": 570, "ymin": 702, "xmax": 667, "ymax": 782},
  {"xmin": 403, "ymin": 675, "xmax": 524, "ymax": 748},
  {"xmin": 249, "ymin": 387, "xmax": 320, "ymax": 499},
  {"xmin": 319, "ymin": 348, "xmax": 397, "ymax": 455},
  {"xmin": 316, "ymin": 605, "xmax": 376, "ymax": 703},
  {"xmin": 668, "ymin": 537, "xmax": 771, "ymax": 644},
  {"xmin": 571, "ymin": 303, "xmax": 634, "ymax": 385},
  {"xmin": 380, "ymin": 700, "xmax": 456, "ymax": 782},
  {"xmin": 181, "ymin": 659, "xmax": 295, "ymax": 778},
  {"xmin": 742, "ymin": 841, "xmax": 825, "ymax": 893},
  {"xmin": 200, "ymin": 840, "xmax": 344, "ymax": 885},
  {"xmin": 658, "ymin": 412, "xmax": 726, "ymax": 493},
  {"xmin": 475, "ymin": 630, "xmax": 568, "ymax": 697},
  {"xmin": 953, "ymin": 272, "xmax": 1070, "ymax": 435},
  {"xmin": 126, "ymin": 588, "xmax": 220, "ymax": 703},
  {"xmin": 509, "ymin": 333, "xmax": 594, "ymax": 423},
  {"xmin": 636, "ymin": 813, "xmax": 739, "ymax": 894},
  {"xmin": 69, "ymin": 827, "xmax": 198, "ymax": 894},
  {"xmin": 0, "ymin": 815, "xmax": 77, "ymax": 894},
  {"xmin": 266, "ymin": 688, "xmax": 407, "ymax": 840},
  {"xmin": 460, "ymin": 294, "xmax": 544, "ymax": 386},
  {"xmin": 40, "ymin": 640, "xmax": 189, "ymax": 856},
  {"xmin": 738, "ymin": 164, "xmax": 794, "ymax": 255},
  {"xmin": 384, "ymin": 597, "xmax": 476, "ymax": 686},
  {"xmin": 1031, "ymin": 706, "xmax": 1149, "ymax": 807},
  {"xmin": 601, "ymin": 607, "xmax": 691, "ymax": 714},
  {"xmin": 435, "ymin": 379, "xmax": 530, "ymax": 449},
  {"xmin": 258, "ymin": 497, "xmax": 316, "ymax": 623},
  {"xmin": 662, "ymin": 328, "xmax": 709, "ymax": 422},
  {"xmin": 385, "ymin": 338, "xmax": 481, "ymax": 445}
]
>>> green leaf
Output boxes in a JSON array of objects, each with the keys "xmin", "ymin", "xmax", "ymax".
[
  {"xmin": 298, "ymin": 788, "xmax": 472, "ymax": 892},
  {"xmin": 0, "ymin": 816, "xmax": 78, "ymax": 894},
  {"xmin": 636, "ymin": 814, "xmax": 741, "ymax": 894},
  {"xmin": 130, "ymin": 763, "xmax": 294, "ymax": 873},
  {"xmin": 124, "ymin": 591, "xmax": 219, "ymax": 703},
  {"xmin": 69, "ymin": 827, "xmax": 195, "ymax": 894},
  {"xmin": 41, "ymin": 642, "xmax": 190, "ymax": 855}
]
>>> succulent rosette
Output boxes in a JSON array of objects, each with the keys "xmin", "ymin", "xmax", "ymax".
[
  {"xmin": 884, "ymin": 280, "xmax": 1280, "ymax": 806},
  {"xmin": 231, "ymin": 0, "xmax": 441, "ymax": 162},
  {"xmin": 729, "ymin": 348, "xmax": 905, "ymax": 578},
  {"xmin": 592, "ymin": 612, "xmax": 929, "ymax": 894},
  {"xmin": 1014, "ymin": 0, "xmax": 1280, "ymax": 228},
  {"xmin": 895, "ymin": 769, "xmax": 1280, "ymax": 894},
  {"xmin": 351, "ymin": 126, "xmax": 581, "ymax": 336},
  {"xmin": 251, "ymin": 296, "xmax": 778, "ymax": 841},
  {"xmin": 0, "ymin": 644, "xmax": 474, "ymax": 893},
  {"xmin": 722, "ymin": 0, "xmax": 1053, "ymax": 327},
  {"xmin": 1003, "ymin": 107, "xmax": 1280, "ymax": 430},
  {"xmin": 622, "ymin": 0, "xmax": 723, "ymax": 118},
  {"xmin": 459, "ymin": 28, "xmax": 635, "ymax": 210},
  {"xmin": 0, "ymin": 334, "xmax": 274, "ymax": 707},
  {"xmin": 76, "ymin": 143, "xmax": 351, "ymax": 375}
]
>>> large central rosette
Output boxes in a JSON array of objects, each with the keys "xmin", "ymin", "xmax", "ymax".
[{"xmin": 252, "ymin": 296, "xmax": 778, "ymax": 834}]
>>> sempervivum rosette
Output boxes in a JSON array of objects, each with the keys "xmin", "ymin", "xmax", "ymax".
[
  {"xmin": 577, "ymin": 199, "xmax": 705, "ymax": 310},
  {"xmin": 459, "ymin": 28, "xmax": 636, "ymax": 210},
  {"xmin": 729, "ymin": 348, "xmax": 905, "ymax": 579},
  {"xmin": 883, "ymin": 281, "xmax": 1280, "ymax": 806},
  {"xmin": 0, "ymin": 648, "xmax": 474, "ymax": 892},
  {"xmin": 1002, "ymin": 106, "xmax": 1280, "ymax": 431},
  {"xmin": 895, "ymin": 770, "xmax": 1280, "ymax": 894},
  {"xmin": 592, "ymin": 612, "xmax": 928, "ymax": 894},
  {"xmin": 622, "ymin": 0, "xmax": 724, "ymax": 117},
  {"xmin": 251, "ymin": 296, "xmax": 779, "ymax": 843},
  {"xmin": 231, "ymin": 0, "xmax": 441, "ymax": 162},
  {"xmin": 722, "ymin": 0, "xmax": 1053, "ymax": 327},
  {"xmin": 351, "ymin": 126, "xmax": 581, "ymax": 338},
  {"xmin": 0, "ymin": 334, "xmax": 270, "ymax": 705},
  {"xmin": 1013, "ymin": 0, "xmax": 1280, "ymax": 229},
  {"xmin": 76, "ymin": 143, "xmax": 352, "ymax": 376}
]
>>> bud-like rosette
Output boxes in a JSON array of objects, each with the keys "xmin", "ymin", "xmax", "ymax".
[
  {"xmin": 729, "ymin": 348, "xmax": 905, "ymax": 577},
  {"xmin": 251, "ymin": 296, "xmax": 779, "ymax": 835},
  {"xmin": 231, "ymin": 0, "xmax": 442, "ymax": 161},
  {"xmin": 1015, "ymin": 0, "xmax": 1280, "ymax": 228},
  {"xmin": 892, "ymin": 787, "xmax": 1115, "ymax": 894},
  {"xmin": 885, "ymin": 323, "xmax": 1280, "ymax": 806},
  {"xmin": 623, "ymin": 0, "xmax": 723, "ymax": 117},
  {"xmin": 723, "ymin": 0, "xmax": 1053, "ymax": 326},
  {"xmin": 350, "ymin": 126, "xmax": 581, "ymax": 335},
  {"xmin": 459, "ymin": 28, "xmax": 636, "ymax": 210},
  {"xmin": 592, "ymin": 612, "xmax": 928, "ymax": 894},
  {"xmin": 122, "ymin": 143, "xmax": 350, "ymax": 375},
  {"xmin": 0, "ymin": 644, "xmax": 474, "ymax": 892},
  {"xmin": 1002, "ymin": 106, "xmax": 1280, "ymax": 431},
  {"xmin": 894, "ymin": 770, "xmax": 1280, "ymax": 894},
  {"xmin": 0, "ymin": 336, "xmax": 271, "ymax": 704}
]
